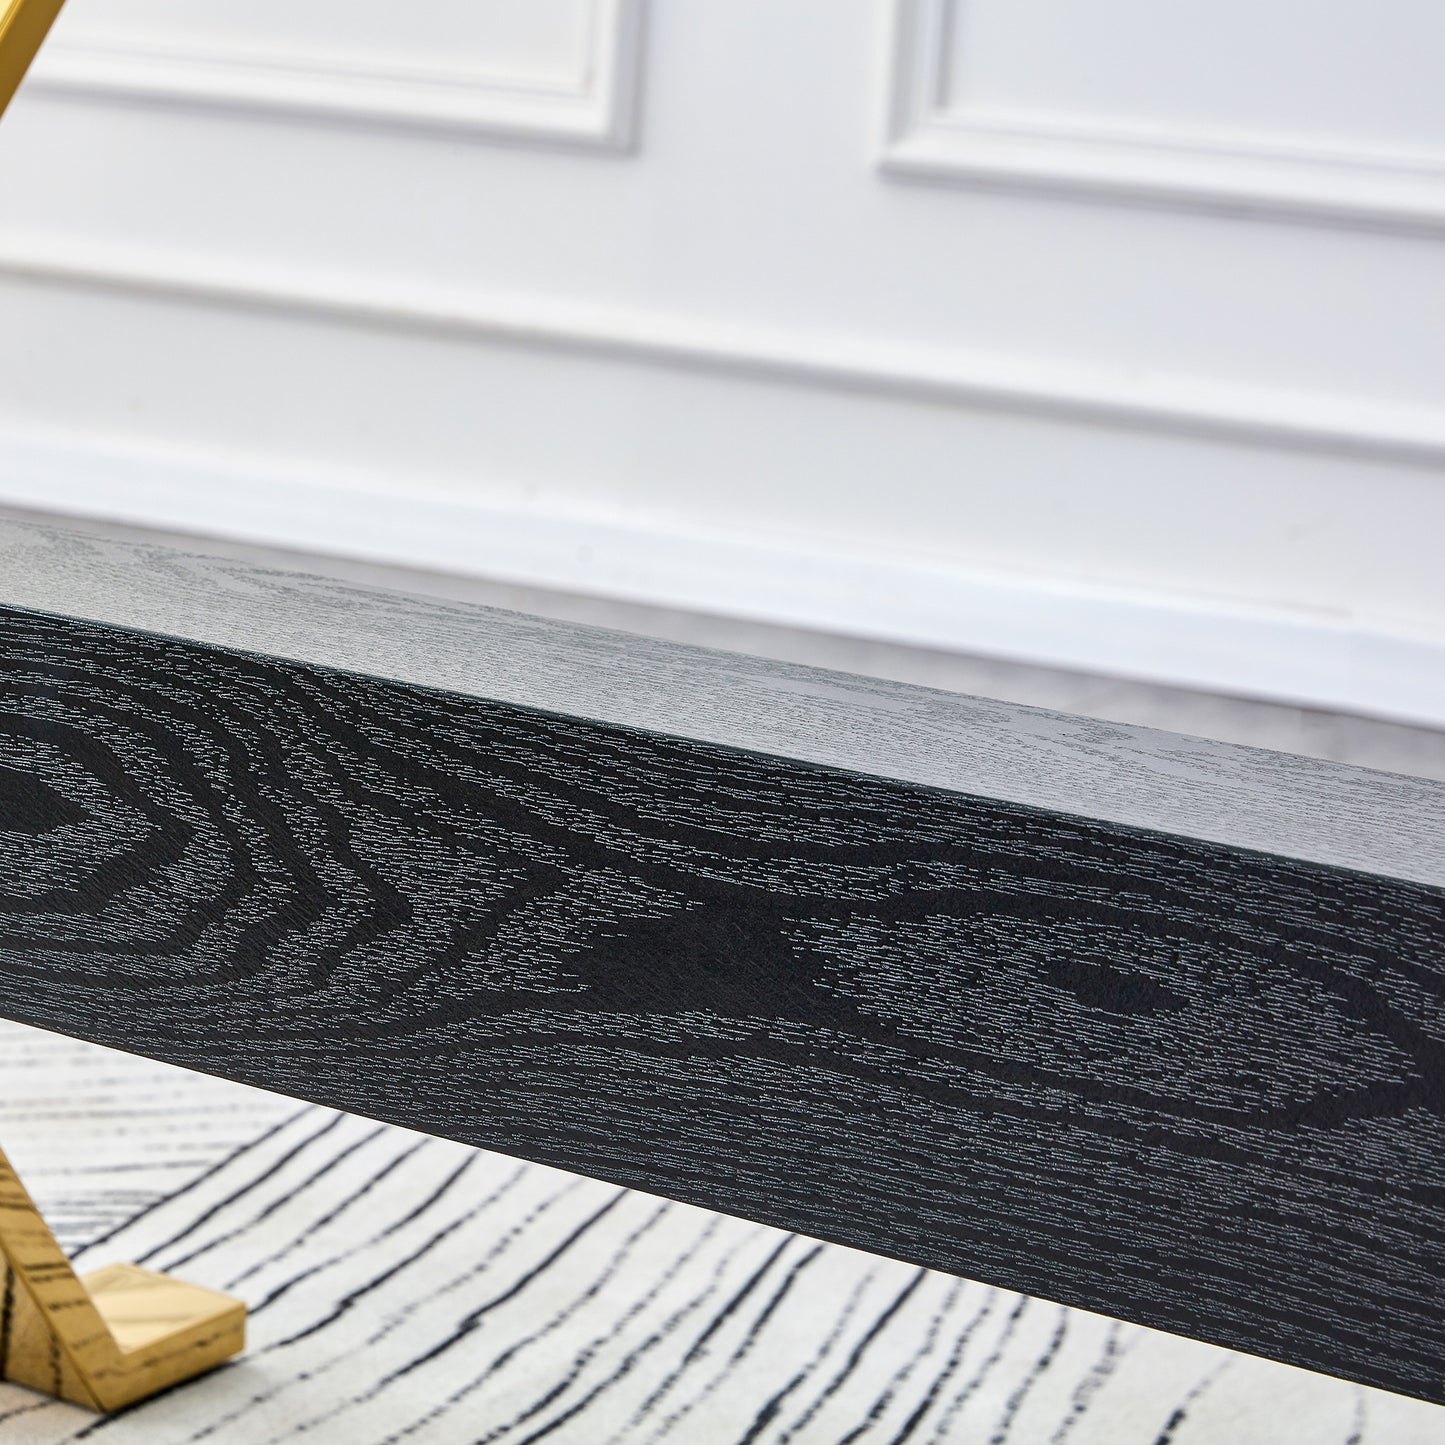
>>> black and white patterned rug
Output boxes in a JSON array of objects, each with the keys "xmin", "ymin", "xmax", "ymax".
[{"xmin": 1, "ymin": 1021, "xmax": 1440, "ymax": 1444}]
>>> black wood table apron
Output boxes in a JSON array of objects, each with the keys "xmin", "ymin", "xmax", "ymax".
[{"xmin": 0, "ymin": 517, "xmax": 1441, "ymax": 1407}]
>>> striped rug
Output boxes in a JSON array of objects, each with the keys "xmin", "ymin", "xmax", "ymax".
[{"xmin": 0, "ymin": 1021, "xmax": 1440, "ymax": 1444}]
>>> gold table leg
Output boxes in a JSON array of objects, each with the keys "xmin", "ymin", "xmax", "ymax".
[
  {"xmin": 1, "ymin": 0, "xmax": 68, "ymax": 122},
  {"xmin": 0, "ymin": 1144, "xmax": 245, "ymax": 1412}
]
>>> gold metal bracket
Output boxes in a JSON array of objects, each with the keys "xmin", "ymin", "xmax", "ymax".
[
  {"xmin": 0, "ymin": 1142, "xmax": 245, "ymax": 1412},
  {"xmin": 1, "ymin": 0, "xmax": 67, "ymax": 122}
]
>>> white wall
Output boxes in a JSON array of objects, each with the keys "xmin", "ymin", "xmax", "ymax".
[{"xmin": 0, "ymin": 0, "xmax": 1442, "ymax": 724}]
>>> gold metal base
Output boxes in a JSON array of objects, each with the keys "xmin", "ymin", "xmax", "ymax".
[
  {"xmin": 1, "ymin": 1145, "xmax": 246, "ymax": 1413},
  {"xmin": 1, "ymin": 0, "xmax": 68, "ymax": 123}
]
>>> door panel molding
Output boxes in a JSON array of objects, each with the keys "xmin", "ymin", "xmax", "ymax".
[
  {"xmin": 27, "ymin": 0, "xmax": 646, "ymax": 149},
  {"xmin": 881, "ymin": 0, "xmax": 1445, "ymax": 230}
]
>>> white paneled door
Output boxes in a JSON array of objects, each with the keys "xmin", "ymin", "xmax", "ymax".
[{"xmin": 0, "ymin": 0, "xmax": 1442, "ymax": 722}]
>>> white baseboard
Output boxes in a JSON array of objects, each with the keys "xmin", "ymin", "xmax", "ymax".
[{"xmin": 2, "ymin": 427, "xmax": 1443, "ymax": 731}]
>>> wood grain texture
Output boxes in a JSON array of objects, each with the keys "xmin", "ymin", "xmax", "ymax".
[
  {"xmin": 4, "ymin": 518, "xmax": 1445, "ymax": 888},
  {"xmin": 8, "ymin": 1019, "xmax": 1444, "ymax": 1445},
  {"xmin": 0, "ymin": 598, "xmax": 1441, "ymax": 1406}
]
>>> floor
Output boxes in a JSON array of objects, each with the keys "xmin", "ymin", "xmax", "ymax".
[{"xmin": 2, "ymin": 1021, "xmax": 1442, "ymax": 1445}]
